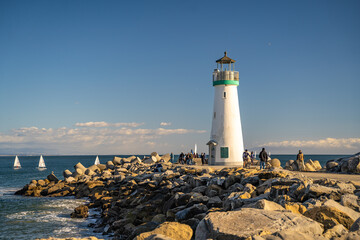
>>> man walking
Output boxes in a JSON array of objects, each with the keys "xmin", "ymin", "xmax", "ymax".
[{"xmin": 259, "ymin": 148, "xmax": 268, "ymax": 170}]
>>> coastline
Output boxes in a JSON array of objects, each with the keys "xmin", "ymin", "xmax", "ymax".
[{"xmin": 13, "ymin": 153, "xmax": 360, "ymax": 239}]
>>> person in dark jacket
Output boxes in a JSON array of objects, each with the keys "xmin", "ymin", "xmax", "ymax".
[{"xmin": 259, "ymin": 148, "xmax": 268, "ymax": 170}]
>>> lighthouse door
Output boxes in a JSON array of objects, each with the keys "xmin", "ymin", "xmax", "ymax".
[{"xmin": 207, "ymin": 140, "xmax": 217, "ymax": 165}]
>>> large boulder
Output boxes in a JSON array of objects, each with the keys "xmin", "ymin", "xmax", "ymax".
[
  {"xmin": 341, "ymin": 194, "xmax": 360, "ymax": 211},
  {"xmin": 47, "ymin": 172, "xmax": 59, "ymax": 182},
  {"xmin": 323, "ymin": 199, "xmax": 360, "ymax": 223},
  {"xmin": 270, "ymin": 158, "xmax": 281, "ymax": 168},
  {"xmin": 326, "ymin": 153, "xmax": 360, "ymax": 173},
  {"xmin": 160, "ymin": 153, "xmax": 171, "ymax": 162},
  {"xmin": 134, "ymin": 222, "xmax": 193, "ymax": 240},
  {"xmin": 63, "ymin": 169, "xmax": 72, "ymax": 178},
  {"xmin": 113, "ymin": 156, "xmax": 122, "ymax": 165},
  {"xmin": 74, "ymin": 162, "xmax": 86, "ymax": 172},
  {"xmin": 151, "ymin": 152, "xmax": 161, "ymax": 161},
  {"xmin": 244, "ymin": 199, "xmax": 285, "ymax": 211},
  {"xmin": 304, "ymin": 205, "xmax": 354, "ymax": 230},
  {"xmin": 305, "ymin": 184, "xmax": 340, "ymax": 198},
  {"xmin": 195, "ymin": 208, "xmax": 324, "ymax": 240},
  {"xmin": 143, "ymin": 156, "xmax": 157, "ymax": 165}
]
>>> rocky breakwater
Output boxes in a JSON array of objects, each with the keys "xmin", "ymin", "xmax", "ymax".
[
  {"xmin": 283, "ymin": 158, "xmax": 323, "ymax": 172},
  {"xmin": 326, "ymin": 152, "xmax": 360, "ymax": 174},
  {"xmin": 16, "ymin": 153, "xmax": 360, "ymax": 240}
]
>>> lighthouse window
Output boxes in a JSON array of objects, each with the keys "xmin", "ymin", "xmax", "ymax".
[
  {"xmin": 213, "ymin": 112, "xmax": 216, "ymax": 119},
  {"xmin": 223, "ymin": 92, "xmax": 226, "ymax": 98}
]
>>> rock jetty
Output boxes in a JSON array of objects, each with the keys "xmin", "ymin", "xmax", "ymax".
[
  {"xmin": 326, "ymin": 152, "xmax": 360, "ymax": 174},
  {"xmin": 16, "ymin": 153, "xmax": 360, "ymax": 239}
]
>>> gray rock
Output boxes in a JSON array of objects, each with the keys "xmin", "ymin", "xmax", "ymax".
[
  {"xmin": 350, "ymin": 217, "xmax": 360, "ymax": 232},
  {"xmin": 175, "ymin": 203, "xmax": 208, "ymax": 221},
  {"xmin": 113, "ymin": 156, "xmax": 122, "ymax": 165},
  {"xmin": 336, "ymin": 182, "xmax": 356, "ymax": 194},
  {"xmin": 47, "ymin": 172, "xmax": 59, "ymax": 182},
  {"xmin": 192, "ymin": 186, "xmax": 207, "ymax": 194},
  {"xmin": 106, "ymin": 161, "xmax": 114, "ymax": 170},
  {"xmin": 323, "ymin": 199, "xmax": 360, "ymax": 222},
  {"xmin": 207, "ymin": 196, "xmax": 222, "ymax": 208},
  {"xmin": 305, "ymin": 184, "xmax": 340, "ymax": 198},
  {"xmin": 195, "ymin": 208, "xmax": 324, "ymax": 240},
  {"xmin": 74, "ymin": 162, "xmax": 86, "ymax": 172},
  {"xmin": 244, "ymin": 199, "xmax": 285, "ymax": 211},
  {"xmin": 341, "ymin": 194, "xmax": 360, "ymax": 211},
  {"xmin": 323, "ymin": 224, "xmax": 348, "ymax": 239},
  {"xmin": 63, "ymin": 169, "xmax": 72, "ymax": 178}
]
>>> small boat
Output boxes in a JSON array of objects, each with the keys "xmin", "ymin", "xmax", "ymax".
[
  {"xmin": 37, "ymin": 155, "xmax": 47, "ymax": 171},
  {"xmin": 13, "ymin": 155, "xmax": 21, "ymax": 169},
  {"xmin": 94, "ymin": 155, "xmax": 100, "ymax": 165}
]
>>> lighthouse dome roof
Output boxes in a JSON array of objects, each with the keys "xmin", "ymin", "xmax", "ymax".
[{"xmin": 216, "ymin": 51, "xmax": 236, "ymax": 64}]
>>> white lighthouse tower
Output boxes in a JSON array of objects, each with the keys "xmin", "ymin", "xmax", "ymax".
[{"xmin": 207, "ymin": 52, "xmax": 244, "ymax": 166}]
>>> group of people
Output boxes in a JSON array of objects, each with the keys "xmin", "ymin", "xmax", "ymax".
[
  {"xmin": 178, "ymin": 152, "xmax": 207, "ymax": 165},
  {"xmin": 244, "ymin": 148, "xmax": 306, "ymax": 170},
  {"xmin": 242, "ymin": 149, "xmax": 256, "ymax": 168}
]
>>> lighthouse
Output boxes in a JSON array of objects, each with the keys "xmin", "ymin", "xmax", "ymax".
[{"xmin": 207, "ymin": 52, "xmax": 244, "ymax": 166}]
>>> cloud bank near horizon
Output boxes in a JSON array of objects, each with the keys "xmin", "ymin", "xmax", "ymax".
[
  {"xmin": 0, "ymin": 122, "xmax": 206, "ymax": 155},
  {"xmin": 260, "ymin": 137, "xmax": 360, "ymax": 154}
]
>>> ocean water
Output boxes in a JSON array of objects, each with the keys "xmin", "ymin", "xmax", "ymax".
[
  {"xmin": 0, "ymin": 155, "xmax": 130, "ymax": 240},
  {"xmin": 0, "ymin": 154, "xmax": 349, "ymax": 239}
]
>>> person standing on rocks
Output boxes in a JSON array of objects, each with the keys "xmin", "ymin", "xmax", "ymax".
[
  {"xmin": 242, "ymin": 149, "xmax": 251, "ymax": 168},
  {"xmin": 259, "ymin": 148, "xmax": 268, "ymax": 170},
  {"xmin": 250, "ymin": 151, "xmax": 255, "ymax": 165},
  {"xmin": 297, "ymin": 150, "xmax": 305, "ymax": 171}
]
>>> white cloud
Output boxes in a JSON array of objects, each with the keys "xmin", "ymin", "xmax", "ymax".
[
  {"xmin": 75, "ymin": 121, "xmax": 144, "ymax": 128},
  {"xmin": 160, "ymin": 122, "xmax": 171, "ymax": 126},
  {"xmin": 0, "ymin": 123, "xmax": 206, "ymax": 154},
  {"xmin": 262, "ymin": 137, "xmax": 360, "ymax": 150}
]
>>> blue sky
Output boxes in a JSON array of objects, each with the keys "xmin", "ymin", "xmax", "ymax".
[{"xmin": 0, "ymin": 0, "xmax": 359, "ymax": 155}]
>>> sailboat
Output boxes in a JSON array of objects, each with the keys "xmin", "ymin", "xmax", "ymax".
[
  {"xmin": 94, "ymin": 155, "xmax": 100, "ymax": 165},
  {"xmin": 194, "ymin": 144, "xmax": 197, "ymax": 155},
  {"xmin": 37, "ymin": 155, "xmax": 46, "ymax": 171},
  {"xmin": 13, "ymin": 155, "xmax": 21, "ymax": 169}
]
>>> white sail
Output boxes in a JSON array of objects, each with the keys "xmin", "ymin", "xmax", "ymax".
[
  {"xmin": 194, "ymin": 144, "xmax": 197, "ymax": 154},
  {"xmin": 94, "ymin": 155, "xmax": 100, "ymax": 165},
  {"xmin": 14, "ymin": 156, "xmax": 21, "ymax": 169},
  {"xmin": 38, "ymin": 155, "xmax": 46, "ymax": 168}
]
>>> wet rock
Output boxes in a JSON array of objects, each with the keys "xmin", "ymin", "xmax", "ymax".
[
  {"xmin": 195, "ymin": 208, "xmax": 324, "ymax": 240},
  {"xmin": 47, "ymin": 172, "xmax": 59, "ymax": 182},
  {"xmin": 71, "ymin": 205, "xmax": 89, "ymax": 218}
]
